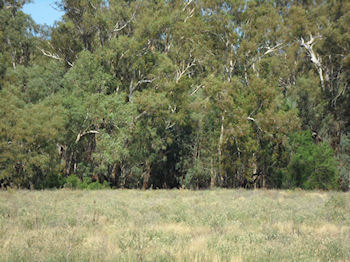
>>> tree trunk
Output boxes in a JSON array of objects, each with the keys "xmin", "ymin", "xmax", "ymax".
[
  {"xmin": 217, "ymin": 114, "xmax": 225, "ymax": 186},
  {"xmin": 301, "ymin": 34, "xmax": 328, "ymax": 91},
  {"xmin": 111, "ymin": 163, "xmax": 118, "ymax": 187},
  {"xmin": 262, "ymin": 173, "xmax": 266, "ymax": 189},
  {"xmin": 142, "ymin": 162, "xmax": 151, "ymax": 190},
  {"xmin": 210, "ymin": 157, "xmax": 215, "ymax": 189},
  {"xmin": 120, "ymin": 164, "xmax": 126, "ymax": 188}
]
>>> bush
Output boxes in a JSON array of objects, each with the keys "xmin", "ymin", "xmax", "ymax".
[
  {"xmin": 64, "ymin": 175, "xmax": 110, "ymax": 190},
  {"xmin": 284, "ymin": 131, "xmax": 339, "ymax": 190},
  {"xmin": 43, "ymin": 173, "xmax": 65, "ymax": 189},
  {"xmin": 338, "ymin": 133, "xmax": 350, "ymax": 191},
  {"xmin": 64, "ymin": 175, "xmax": 80, "ymax": 189},
  {"xmin": 184, "ymin": 159, "xmax": 211, "ymax": 189}
]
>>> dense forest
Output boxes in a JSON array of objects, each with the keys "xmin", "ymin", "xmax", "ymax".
[{"xmin": 0, "ymin": 0, "xmax": 349, "ymax": 190}]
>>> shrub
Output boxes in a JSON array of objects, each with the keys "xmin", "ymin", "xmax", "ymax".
[
  {"xmin": 64, "ymin": 175, "xmax": 80, "ymax": 189},
  {"xmin": 184, "ymin": 159, "xmax": 211, "ymax": 189},
  {"xmin": 338, "ymin": 133, "xmax": 350, "ymax": 191},
  {"xmin": 43, "ymin": 173, "xmax": 65, "ymax": 189},
  {"xmin": 64, "ymin": 175, "xmax": 110, "ymax": 190},
  {"xmin": 284, "ymin": 131, "xmax": 339, "ymax": 190}
]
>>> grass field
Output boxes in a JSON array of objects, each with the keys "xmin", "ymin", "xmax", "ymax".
[{"xmin": 0, "ymin": 189, "xmax": 349, "ymax": 261}]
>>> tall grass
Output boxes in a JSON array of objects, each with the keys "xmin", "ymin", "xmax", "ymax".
[{"xmin": 0, "ymin": 189, "xmax": 349, "ymax": 261}]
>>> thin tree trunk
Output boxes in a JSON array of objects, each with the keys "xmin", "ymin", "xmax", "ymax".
[
  {"xmin": 262, "ymin": 173, "xmax": 266, "ymax": 188},
  {"xmin": 120, "ymin": 164, "xmax": 126, "ymax": 188},
  {"xmin": 210, "ymin": 157, "xmax": 215, "ymax": 189},
  {"xmin": 142, "ymin": 162, "xmax": 151, "ymax": 190},
  {"xmin": 301, "ymin": 34, "xmax": 327, "ymax": 91},
  {"xmin": 218, "ymin": 114, "xmax": 225, "ymax": 186},
  {"xmin": 111, "ymin": 163, "xmax": 118, "ymax": 187}
]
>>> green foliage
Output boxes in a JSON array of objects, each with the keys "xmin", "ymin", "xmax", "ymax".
[
  {"xmin": 184, "ymin": 159, "xmax": 211, "ymax": 189},
  {"xmin": 284, "ymin": 131, "xmax": 339, "ymax": 190},
  {"xmin": 0, "ymin": 0, "xmax": 349, "ymax": 190},
  {"xmin": 64, "ymin": 174, "xmax": 80, "ymax": 189},
  {"xmin": 338, "ymin": 133, "xmax": 350, "ymax": 191},
  {"xmin": 64, "ymin": 175, "xmax": 109, "ymax": 190}
]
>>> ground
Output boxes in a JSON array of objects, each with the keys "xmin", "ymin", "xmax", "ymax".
[{"xmin": 0, "ymin": 189, "xmax": 349, "ymax": 261}]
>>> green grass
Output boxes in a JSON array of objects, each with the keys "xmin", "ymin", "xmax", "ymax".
[{"xmin": 0, "ymin": 189, "xmax": 349, "ymax": 261}]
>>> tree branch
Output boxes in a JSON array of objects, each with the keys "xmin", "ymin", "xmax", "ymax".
[
  {"xmin": 75, "ymin": 130, "xmax": 99, "ymax": 143},
  {"xmin": 37, "ymin": 47, "xmax": 73, "ymax": 67},
  {"xmin": 247, "ymin": 117, "xmax": 273, "ymax": 137},
  {"xmin": 300, "ymin": 33, "xmax": 325, "ymax": 90},
  {"xmin": 113, "ymin": 13, "xmax": 136, "ymax": 32},
  {"xmin": 190, "ymin": 84, "xmax": 203, "ymax": 96},
  {"xmin": 176, "ymin": 58, "xmax": 196, "ymax": 83},
  {"xmin": 263, "ymin": 43, "xmax": 284, "ymax": 56}
]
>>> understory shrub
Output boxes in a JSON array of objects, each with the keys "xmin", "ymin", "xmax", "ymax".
[
  {"xmin": 284, "ymin": 131, "xmax": 339, "ymax": 190},
  {"xmin": 64, "ymin": 175, "xmax": 110, "ymax": 189}
]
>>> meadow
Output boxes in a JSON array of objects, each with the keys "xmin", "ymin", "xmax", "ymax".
[{"xmin": 0, "ymin": 189, "xmax": 349, "ymax": 261}]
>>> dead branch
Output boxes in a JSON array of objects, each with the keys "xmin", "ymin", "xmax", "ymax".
[
  {"xmin": 129, "ymin": 78, "xmax": 155, "ymax": 98},
  {"xmin": 37, "ymin": 47, "xmax": 73, "ymax": 67},
  {"xmin": 300, "ymin": 33, "xmax": 325, "ymax": 90},
  {"xmin": 247, "ymin": 117, "xmax": 263, "ymax": 132},
  {"xmin": 263, "ymin": 43, "xmax": 284, "ymax": 56},
  {"xmin": 190, "ymin": 84, "xmax": 203, "ymax": 95},
  {"xmin": 37, "ymin": 47, "xmax": 62, "ymax": 61},
  {"xmin": 76, "ymin": 130, "xmax": 99, "ymax": 143},
  {"xmin": 247, "ymin": 117, "xmax": 273, "ymax": 137},
  {"xmin": 113, "ymin": 13, "xmax": 136, "ymax": 32},
  {"xmin": 182, "ymin": 0, "xmax": 193, "ymax": 11},
  {"xmin": 88, "ymin": 0, "xmax": 97, "ymax": 10},
  {"xmin": 176, "ymin": 58, "xmax": 196, "ymax": 83}
]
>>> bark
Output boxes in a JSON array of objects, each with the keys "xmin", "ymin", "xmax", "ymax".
[
  {"xmin": 300, "ymin": 34, "xmax": 327, "ymax": 90},
  {"xmin": 210, "ymin": 157, "xmax": 215, "ymax": 189},
  {"xmin": 75, "ymin": 130, "xmax": 99, "ymax": 143},
  {"xmin": 262, "ymin": 173, "xmax": 266, "ymax": 189},
  {"xmin": 142, "ymin": 162, "xmax": 151, "ymax": 190},
  {"xmin": 129, "ymin": 76, "xmax": 155, "ymax": 99},
  {"xmin": 217, "ymin": 114, "xmax": 225, "ymax": 186},
  {"xmin": 120, "ymin": 164, "xmax": 126, "ymax": 188},
  {"xmin": 113, "ymin": 13, "xmax": 135, "ymax": 33},
  {"xmin": 176, "ymin": 59, "xmax": 196, "ymax": 83},
  {"xmin": 111, "ymin": 163, "xmax": 118, "ymax": 187},
  {"xmin": 37, "ymin": 47, "xmax": 74, "ymax": 67}
]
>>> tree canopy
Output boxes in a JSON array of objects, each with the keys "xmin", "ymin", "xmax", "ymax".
[{"xmin": 0, "ymin": 0, "xmax": 349, "ymax": 190}]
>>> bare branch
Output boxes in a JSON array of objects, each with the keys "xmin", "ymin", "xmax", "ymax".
[
  {"xmin": 248, "ymin": 43, "xmax": 284, "ymax": 77},
  {"xmin": 247, "ymin": 117, "xmax": 274, "ymax": 137},
  {"xmin": 113, "ymin": 13, "xmax": 136, "ymax": 32},
  {"xmin": 168, "ymin": 104, "xmax": 177, "ymax": 113},
  {"xmin": 182, "ymin": 0, "xmax": 193, "ymax": 11},
  {"xmin": 190, "ymin": 84, "xmax": 203, "ymax": 95},
  {"xmin": 247, "ymin": 117, "xmax": 263, "ymax": 132},
  {"xmin": 37, "ymin": 47, "xmax": 62, "ymax": 61},
  {"xmin": 76, "ymin": 130, "xmax": 99, "ymax": 143},
  {"xmin": 300, "ymin": 34, "xmax": 325, "ymax": 90},
  {"xmin": 129, "ymin": 77, "xmax": 156, "ymax": 98},
  {"xmin": 184, "ymin": 8, "xmax": 195, "ymax": 23},
  {"xmin": 135, "ymin": 78, "xmax": 155, "ymax": 87},
  {"xmin": 88, "ymin": 0, "xmax": 97, "ymax": 10},
  {"xmin": 165, "ymin": 121, "xmax": 176, "ymax": 130},
  {"xmin": 263, "ymin": 43, "xmax": 284, "ymax": 56},
  {"xmin": 176, "ymin": 58, "xmax": 196, "ymax": 83},
  {"xmin": 65, "ymin": 59, "xmax": 74, "ymax": 67},
  {"xmin": 37, "ymin": 47, "xmax": 73, "ymax": 67},
  {"xmin": 135, "ymin": 111, "xmax": 147, "ymax": 122},
  {"xmin": 332, "ymin": 82, "xmax": 348, "ymax": 106}
]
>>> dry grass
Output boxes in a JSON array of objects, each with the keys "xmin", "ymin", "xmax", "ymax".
[{"xmin": 0, "ymin": 189, "xmax": 349, "ymax": 261}]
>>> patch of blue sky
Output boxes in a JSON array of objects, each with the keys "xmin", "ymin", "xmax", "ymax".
[{"xmin": 23, "ymin": 0, "xmax": 63, "ymax": 26}]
